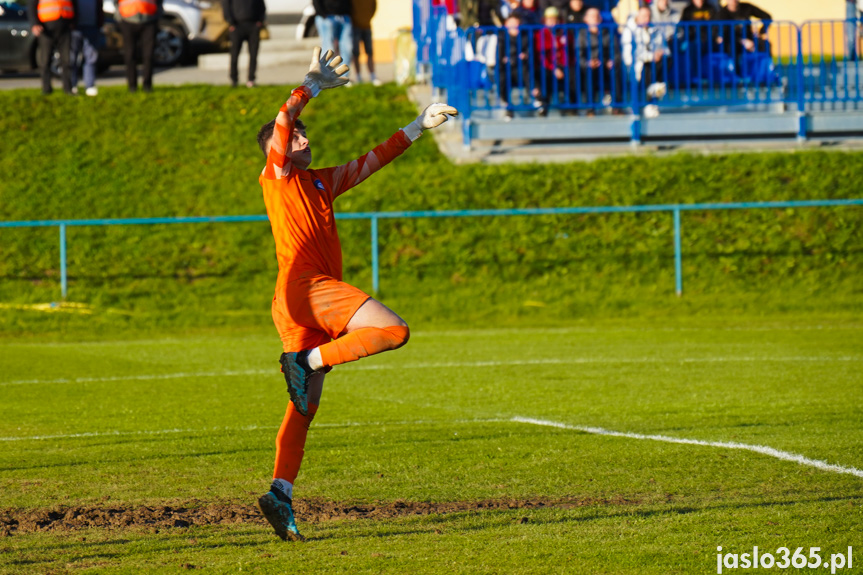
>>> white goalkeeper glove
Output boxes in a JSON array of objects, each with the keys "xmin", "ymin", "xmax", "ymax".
[
  {"xmin": 402, "ymin": 103, "xmax": 459, "ymax": 142},
  {"xmin": 301, "ymin": 47, "xmax": 350, "ymax": 97}
]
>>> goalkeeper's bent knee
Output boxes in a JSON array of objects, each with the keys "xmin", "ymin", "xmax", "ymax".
[{"xmin": 320, "ymin": 325, "xmax": 410, "ymax": 367}]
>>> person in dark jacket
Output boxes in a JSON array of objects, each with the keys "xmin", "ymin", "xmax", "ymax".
[
  {"xmin": 578, "ymin": 7, "xmax": 622, "ymax": 112},
  {"xmin": 497, "ymin": 13, "xmax": 530, "ymax": 118},
  {"xmin": 717, "ymin": 0, "xmax": 770, "ymax": 52},
  {"xmin": 563, "ymin": 0, "xmax": 584, "ymax": 24},
  {"xmin": 222, "ymin": 0, "xmax": 266, "ymax": 87},
  {"xmin": 114, "ymin": 0, "xmax": 163, "ymax": 92},
  {"xmin": 679, "ymin": 0, "xmax": 719, "ymax": 84},
  {"xmin": 313, "ymin": 0, "xmax": 353, "ymax": 78},
  {"xmin": 28, "ymin": 0, "xmax": 78, "ymax": 94},
  {"xmin": 512, "ymin": 0, "xmax": 540, "ymax": 25}
]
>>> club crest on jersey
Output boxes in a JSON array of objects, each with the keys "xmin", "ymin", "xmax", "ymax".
[{"xmin": 313, "ymin": 179, "xmax": 325, "ymax": 191}]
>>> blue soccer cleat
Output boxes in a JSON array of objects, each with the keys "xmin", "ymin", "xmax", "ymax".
[
  {"xmin": 257, "ymin": 487, "xmax": 305, "ymax": 542},
  {"xmin": 279, "ymin": 351, "xmax": 315, "ymax": 416}
]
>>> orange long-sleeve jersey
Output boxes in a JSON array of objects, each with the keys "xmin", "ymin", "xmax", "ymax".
[{"xmin": 260, "ymin": 86, "xmax": 412, "ymax": 287}]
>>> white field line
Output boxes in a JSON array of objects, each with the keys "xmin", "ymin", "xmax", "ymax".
[
  {"xmin": 2, "ymin": 356, "xmax": 861, "ymax": 387},
  {"xmin": 512, "ymin": 416, "xmax": 863, "ymax": 479},
  {"xmin": 0, "ymin": 418, "xmax": 508, "ymax": 442}
]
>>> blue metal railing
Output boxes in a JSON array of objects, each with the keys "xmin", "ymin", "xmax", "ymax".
[
  {"xmin": 2, "ymin": 199, "xmax": 860, "ymax": 300},
  {"xmin": 413, "ymin": 3, "xmax": 863, "ymax": 145}
]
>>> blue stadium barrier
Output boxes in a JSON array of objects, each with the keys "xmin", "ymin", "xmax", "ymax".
[
  {"xmin": 2, "ymin": 199, "xmax": 861, "ymax": 300},
  {"xmin": 412, "ymin": 2, "xmax": 863, "ymax": 146}
]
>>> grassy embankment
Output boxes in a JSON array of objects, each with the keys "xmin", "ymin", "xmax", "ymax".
[{"xmin": 0, "ymin": 84, "xmax": 861, "ymax": 337}]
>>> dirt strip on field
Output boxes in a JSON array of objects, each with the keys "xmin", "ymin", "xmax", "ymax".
[{"xmin": 1, "ymin": 495, "xmax": 636, "ymax": 536}]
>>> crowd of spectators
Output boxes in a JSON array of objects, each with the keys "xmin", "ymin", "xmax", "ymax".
[{"xmin": 439, "ymin": 0, "xmax": 784, "ymax": 118}]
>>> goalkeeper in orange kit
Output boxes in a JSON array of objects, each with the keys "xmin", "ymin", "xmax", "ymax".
[{"xmin": 255, "ymin": 47, "xmax": 457, "ymax": 541}]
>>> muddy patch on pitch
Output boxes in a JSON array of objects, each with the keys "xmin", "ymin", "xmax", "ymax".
[{"xmin": 1, "ymin": 495, "xmax": 635, "ymax": 535}]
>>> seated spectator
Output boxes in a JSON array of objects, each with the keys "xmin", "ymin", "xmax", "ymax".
[
  {"xmin": 650, "ymin": 0, "xmax": 681, "ymax": 44},
  {"xmin": 680, "ymin": 0, "xmax": 720, "ymax": 82},
  {"xmin": 578, "ymin": 7, "xmax": 623, "ymax": 113},
  {"xmin": 513, "ymin": 0, "xmax": 541, "ymax": 25},
  {"xmin": 717, "ymin": 0, "xmax": 772, "ymax": 82},
  {"xmin": 497, "ymin": 13, "xmax": 531, "ymax": 119},
  {"xmin": 717, "ymin": 0, "xmax": 771, "ymax": 54},
  {"xmin": 564, "ymin": 0, "xmax": 585, "ymax": 25},
  {"xmin": 623, "ymin": 6, "xmax": 668, "ymax": 117},
  {"xmin": 531, "ymin": 6, "xmax": 569, "ymax": 116}
]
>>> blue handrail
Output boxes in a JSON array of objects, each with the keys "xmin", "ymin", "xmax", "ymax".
[{"xmin": 2, "ymin": 198, "xmax": 861, "ymax": 299}]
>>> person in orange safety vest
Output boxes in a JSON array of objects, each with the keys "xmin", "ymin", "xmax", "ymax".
[
  {"xmin": 114, "ymin": 0, "xmax": 162, "ymax": 92},
  {"xmin": 28, "ymin": 0, "xmax": 77, "ymax": 94}
]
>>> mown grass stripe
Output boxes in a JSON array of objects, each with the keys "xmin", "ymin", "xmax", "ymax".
[
  {"xmin": 0, "ymin": 418, "xmax": 508, "ymax": 442},
  {"xmin": 2, "ymin": 356, "xmax": 860, "ymax": 386}
]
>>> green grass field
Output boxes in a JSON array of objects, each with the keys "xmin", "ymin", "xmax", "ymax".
[{"xmin": 2, "ymin": 318, "xmax": 861, "ymax": 573}]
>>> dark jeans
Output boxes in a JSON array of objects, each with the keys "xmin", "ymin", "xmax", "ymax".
[
  {"xmin": 229, "ymin": 21, "xmax": 261, "ymax": 84},
  {"xmin": 37, "ymin": 19, "xmax": 73, "ymax": 94},
  {"xmin": 642, "ymin": 59, "xmax": 666, "ymax": 88},
  {"xmin": 498, "ymin": 62, "xmax": 530, "ymax": 105},
  {"xmin": 582, "ymin": 64, "xmax": 622, "ymax": 106},
  {"xmin": 533, "ymin": 67, "xmax": 565, "ymax": 107},
  {"xmin": 119, "ymin": 20, "xmax": 157, "ymax": 92},
  {"xmin": 70, "ymin": 26, "xmax": 102, "ymax": 89}
]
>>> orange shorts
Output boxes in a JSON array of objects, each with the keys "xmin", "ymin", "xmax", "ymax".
[{"xmin": 272, "ymin": 274, "xmax": 370, "ymax": 353}]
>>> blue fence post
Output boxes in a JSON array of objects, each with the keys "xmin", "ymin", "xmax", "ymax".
[
  {"xmin": 796, "ymin": 24, "xmax": 807, "ymax": 141},
  {"xmin": 673, "ymin": 207, "xmax": 682, "ymax": 297},
  {"xmin": 370, "ymin": 215, "xmax": 380, "ymax": 295},
  {"xmin": 59, "ymin": 223, "xmax": 68, "ymax": 300},
  {"xmin": 629, "ymin": 28, "xmax": 641, "ymax": 146}
]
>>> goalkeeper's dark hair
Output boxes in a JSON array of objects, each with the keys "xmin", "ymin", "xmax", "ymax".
[{"xmin": 257, "ymin": 118, "xmax": 306, "ymax": 157}]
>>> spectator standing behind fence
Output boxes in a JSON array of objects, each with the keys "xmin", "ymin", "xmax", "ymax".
[
  {"xmin": 650, "ymin": 0, "xmax": 680, "ymax": 43},
  {"xmin": 532, "ymin": 6, "xmax": 567, "ymax": 116},
  {"xmin": 513, "ymin": 0, "xmax": 540, "ymax": 25},
  {"xmin": 115, "ymin": 0, "xmax": 161, "ymax": 92},
  {"xmin": 623, "ymin": 6, "xmax": 667, "ymax": 117},
  {"xmin": 351, "ymin": 0, "xmax": 378, "ymax": 84},
  {"xmin": 28, "ymin": 0, "xmax": 77, "ymax": 95},
  {"xmin": 564, "ymin": 0, "xmax": 584, "ymax": 24},
  {"xmin": 313, "ymin": 0, "xmax": 353, "ymax": 79},
  {"xmin": 497, "ymin": 13, "xmax": 530, "ymax": 119},
  {"xmin": 69, "ymin": 0, "xmax": 102, "ymax": 96},
  {"xmin": 222, "ymin": 0, "xmax": 265, "ymax": 88},
  {"xmin": 578, "ymin": 7, "xmax": 622, "ymax": 114}
]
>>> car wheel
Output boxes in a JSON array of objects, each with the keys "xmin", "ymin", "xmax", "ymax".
[{"xmin": 153, "ymin": 22, "xmax": 187, "ymax": 67}]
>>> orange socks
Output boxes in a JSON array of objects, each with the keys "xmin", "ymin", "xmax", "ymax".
[
  {"xmin": 273, "ymin": 401, "xmax": 318, "ymax": 485},
  {"xmin": 319, "ymin": 325, "xmax": 409, "ymax": 368},
  {"xmin": 272, "ymin": 326, "xmax": 409, "ymax": 487}
]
